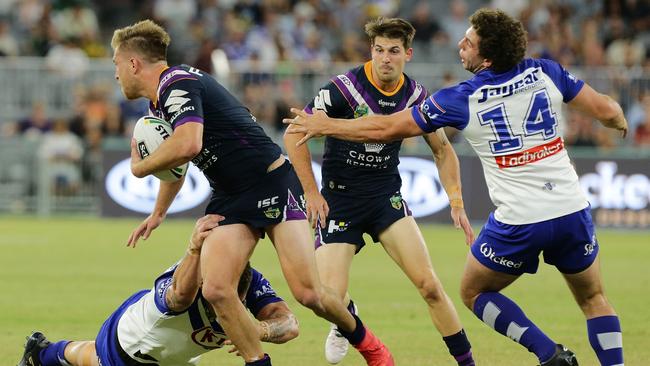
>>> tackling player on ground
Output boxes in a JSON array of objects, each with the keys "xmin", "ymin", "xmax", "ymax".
[
  {"xmin": 18, "ymin": 215, "xmax": 299, "ymax": 366},
  {"xmin": 112, "ymin": 20, "xmax": 394, "ymax": 366},
  {"xmin": 284, "ymin": 17, "xmax": 475, "ymax": 366},
  {"xmin": 286, "ymin": 8, "xmax": 627, "ymax": 366}
]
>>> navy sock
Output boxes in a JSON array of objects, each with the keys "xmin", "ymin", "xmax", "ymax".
[
  {"xmin": 39, "ymin": 341, "xmax": 71, "ymax": 366},
  {"xmin": 442, "ymin": 329, "xmax": 475, "ymax": 366},
  {"xmin": 587, "ymin": 315, "xmax": 623, "ymax": 365},
  {"xmin": 338, "ymin": 313, "xmax": 366, "ymax": 346},
  {"xmin": 347, "ymin": 299, "xmax": 357, "ymax": 315},
  {"xmin": 473, "ymin": 292, "xmax": 556, "ymax": 363},
  {"xmin": 245, "ymin": 353, "xmax": 271, "ymax": 366}
]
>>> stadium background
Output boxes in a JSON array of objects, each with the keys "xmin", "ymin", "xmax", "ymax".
[{"xmin": 1, "ymin": 0, "xmax": 649, "ymax": 365}]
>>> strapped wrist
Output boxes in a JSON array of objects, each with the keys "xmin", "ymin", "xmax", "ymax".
[{"xmin": 450, "ymin": 198, "xmax": 464, "ymax": 209}]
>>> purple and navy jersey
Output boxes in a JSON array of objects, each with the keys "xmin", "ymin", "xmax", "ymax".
[
  {"xmin": 305, "ymin": 61, "xmax": 427, "ymax": 197},
  {"xmin": 149, "ymin": 65, "xmax": 282, "ymax": 194},
  {"xmin": 411, "ymin": 58, "xmax": 588, "ymax": 224}
]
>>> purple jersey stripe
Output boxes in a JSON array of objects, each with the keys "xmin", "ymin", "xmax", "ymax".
[
  {"xmin": 173, "ymin": 116, "xmax": 204, "ymax": 129},
  {"xmin": 331, "ymin": 76, "xmax": 357, "ymax": 111},
  {"xmin": 158, "ymin": 68, "xmax": 197, "ymax": 97},
  {"xmin": 396, "ymin": 79, "xmax": 418, "ymax": 110},
  {"xmin": 344, "ymin": 71, "xmax": 382, "ymax": 113}
]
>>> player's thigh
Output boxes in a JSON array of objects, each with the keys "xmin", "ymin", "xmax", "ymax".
[
  {"xmin": 267, "ymin": 219, "xmax": 322, "ymax": 293},
  {"xmin": 460, "ymin": 252, "xmax": 519, "ymax": 307},
  {"xmin": 201, "ymin": 223, "xmax": 259, "ymax": 289},
  {"xmin": 378, "ymin": 216, "xmax": 438, "ymax": 284},
  {"xmin": 315, "ymin": 243, "xmax": 356, "ymax": 298}
]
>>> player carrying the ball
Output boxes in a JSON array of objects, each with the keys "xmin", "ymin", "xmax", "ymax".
[{"xmin": 111, "ymin": 19, "xmax": 394, "ymax": 366}]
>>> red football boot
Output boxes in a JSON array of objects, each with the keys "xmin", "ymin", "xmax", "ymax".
[{"xmin": 353, "ymin": 327, "xmax": 395, "ymax": 366}]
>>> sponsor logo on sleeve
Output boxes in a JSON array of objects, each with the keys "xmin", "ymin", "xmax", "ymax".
[
  {"xmin": 313, "ymin": 89, "xmax": 332, "ymax": 112},
  {"xmin": 420, "ymin": 96, "xmax": 445, "ymax": 121}
]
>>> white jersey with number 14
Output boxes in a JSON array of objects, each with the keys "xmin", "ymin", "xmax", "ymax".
[{"xmin": 411, "ymin": 58, "xmax": 588, "ymax": 225}]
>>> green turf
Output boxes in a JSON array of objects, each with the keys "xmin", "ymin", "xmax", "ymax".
[{"xmin": 1, "ymin": 216, "xmax": 648, "ymax": 365}]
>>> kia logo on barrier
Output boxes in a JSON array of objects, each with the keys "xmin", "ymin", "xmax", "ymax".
[
  {"xmin": 105, "ymin": 159, "xmax": 211, "ymax": 214},
  {"xmin": 309, "ymin": 157, "xmax": 447, "ymax": 218}
]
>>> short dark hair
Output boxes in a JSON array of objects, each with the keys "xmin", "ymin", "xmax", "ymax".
[
  {"xmin": 111, "ymin": 19, "xmax": 170, "ymax": 63},
  {"xmin": 237, "ymin": 262, "xmax": 253, "ymax": 297},
  {"xmin": 469, "ymin": 9, "xmax": 527, "ymax": 73},
  {"xmin": 364, "ymin": 17, "xmax": 416, "ymax": 50}
]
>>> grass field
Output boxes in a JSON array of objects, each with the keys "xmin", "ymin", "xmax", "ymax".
[{"xmin": 1, "ymin": 216, "xmax": 648, "ymax": 366}]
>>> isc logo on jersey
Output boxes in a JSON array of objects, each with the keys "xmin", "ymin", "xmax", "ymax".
[{"xmin": 132, "ymin": 115, "xmax": 189, "ymax": 181}]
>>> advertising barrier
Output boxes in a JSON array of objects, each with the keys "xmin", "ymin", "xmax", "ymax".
[{"xmin": 102, "ymin": 150, "xmax": 650, "ymax": 229}]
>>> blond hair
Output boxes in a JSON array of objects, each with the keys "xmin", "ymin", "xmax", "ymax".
[{"xmin": 111, "ymin": 20, "xmax": 170, "ymax": 62}]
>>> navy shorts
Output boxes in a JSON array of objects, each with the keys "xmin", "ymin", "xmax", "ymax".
[
  {"xmin": 315, "ymin": 190, "xmax": 411, "ymax": 252},
  {"xmin": 470, "ymin": 206, "xmax": 598, "ymax": 276},
  {"xmin": 96, "ymin": 290, "xmax": 150, "ymax": 366},
  {"xmin": 205, "ymin": 161, "xmax": 307, "ymax": 234}
]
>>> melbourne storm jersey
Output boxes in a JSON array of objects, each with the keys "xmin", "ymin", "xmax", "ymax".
[
  {"xmin": 306, "ymin": 62, "xmax": 426, "ymax": 197},
  {"xmin": 411, "ymin": 58, "xmax": 588, "ymax": 225},
  {"xmin": 115, "ymin": 264, "xmax": 282, "ymax": 365},
  {"xmin": 149, "ymin": 65, "xmax": 282, "ymax": 194}
]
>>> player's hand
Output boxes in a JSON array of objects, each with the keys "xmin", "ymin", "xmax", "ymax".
[
  {"xmin": 222, "ymin": 340, "xmax": 242, "ymax": 357},
  {"xmin": 614, "ymin": 119, "xmax": 628, "ymax": 138},
  {"xmin": 190, "ymin": 214, "xmax": 224, "ymax": 251},
  {"xmin": 305, "ymin": 191, "xmax": 329, "ymax": 229},
  {"xmin": 283, "ymin": 108, "xmax": 326, "ymax": 146},
  {"xmin": 127, "ymin": 213, "xmax": 164, "ymax": 248},
  {"xmin": 451, "ymin": 207, "xmax": 474, "ymax": 245},
  {"xmin": 130, "ymin": 138, "xmax": 145, "ymax": 177}
]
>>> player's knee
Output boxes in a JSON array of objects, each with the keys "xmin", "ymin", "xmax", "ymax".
[
  {"xmin": 416, "ymin": 277, "xmax": 446, "ymax": 305},
  {"xmin": 293, "ymin": 287, "xmax": 324, "ymax": 311},
  {"xmin": 460, "ymin": 286, "xmax": 479, "ymax": 310},
  {"xmin": 201, "ymin": 281, "xmax": 237, "ymax": 309},
  {"xmin": 576, "ymin": 291, "xmax": 612, "ymax": 315}
]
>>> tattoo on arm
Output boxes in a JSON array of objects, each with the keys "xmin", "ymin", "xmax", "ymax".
[
  {"xmin": 260, "ymin": 314, "xmax": 298, "ymax": 343},
  {"xmin": 165, "ymin": 279, "xmax": 181, "ymax": 311}
]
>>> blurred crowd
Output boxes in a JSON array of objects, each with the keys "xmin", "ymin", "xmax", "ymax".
[{"xmin": 0, "ymin": 0, "xmax": 649, "ymax": 193}]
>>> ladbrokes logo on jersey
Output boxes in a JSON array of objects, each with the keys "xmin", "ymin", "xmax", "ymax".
[{"xmin": 495, "ymin": 137, "xmax": 564, "ymax": 168}]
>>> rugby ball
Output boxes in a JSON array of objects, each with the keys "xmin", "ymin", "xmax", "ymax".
[{"xmin": 132, "ymin": 116, "xmax": 189, "ymax": 181}]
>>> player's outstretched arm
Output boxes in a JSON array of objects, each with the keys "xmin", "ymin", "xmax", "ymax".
[
  {"xmin": 284, "ymin": 108, "xmax": 423, "ymax": 145},
  {"xmin": 423, "ymin": 129, "xmax": 474, "ymax": 245},
  {"xmin": 255, "ymin": 301, "xmax": 299, "ymax": 344},
  {"xmin": 127, "ymin": 178, "xmax": 185, "ymax": 247},
  {"xmin": 131, "ymin": 122, "xmax": 203, "ymax": 178},
  {"xmin": 283, "ymin": 120, "xmax": 329, "ymax": 229},
  {"xmin": 165, "ymin": 214, "xmax": 223, "ymax": 312},
  {"xmin": 568, "ymin": 83, "xmax": 628, "ymax": 138}
]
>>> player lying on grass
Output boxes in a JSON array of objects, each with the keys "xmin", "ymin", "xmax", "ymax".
[{"xmin": 18, "ymin": 214, "xmax": 299, "ymax": 366}]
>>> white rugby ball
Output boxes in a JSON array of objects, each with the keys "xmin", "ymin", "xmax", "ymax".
[{"xmin": 133, "ymin": 116, "xmax": 189, "ymax": 182}]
